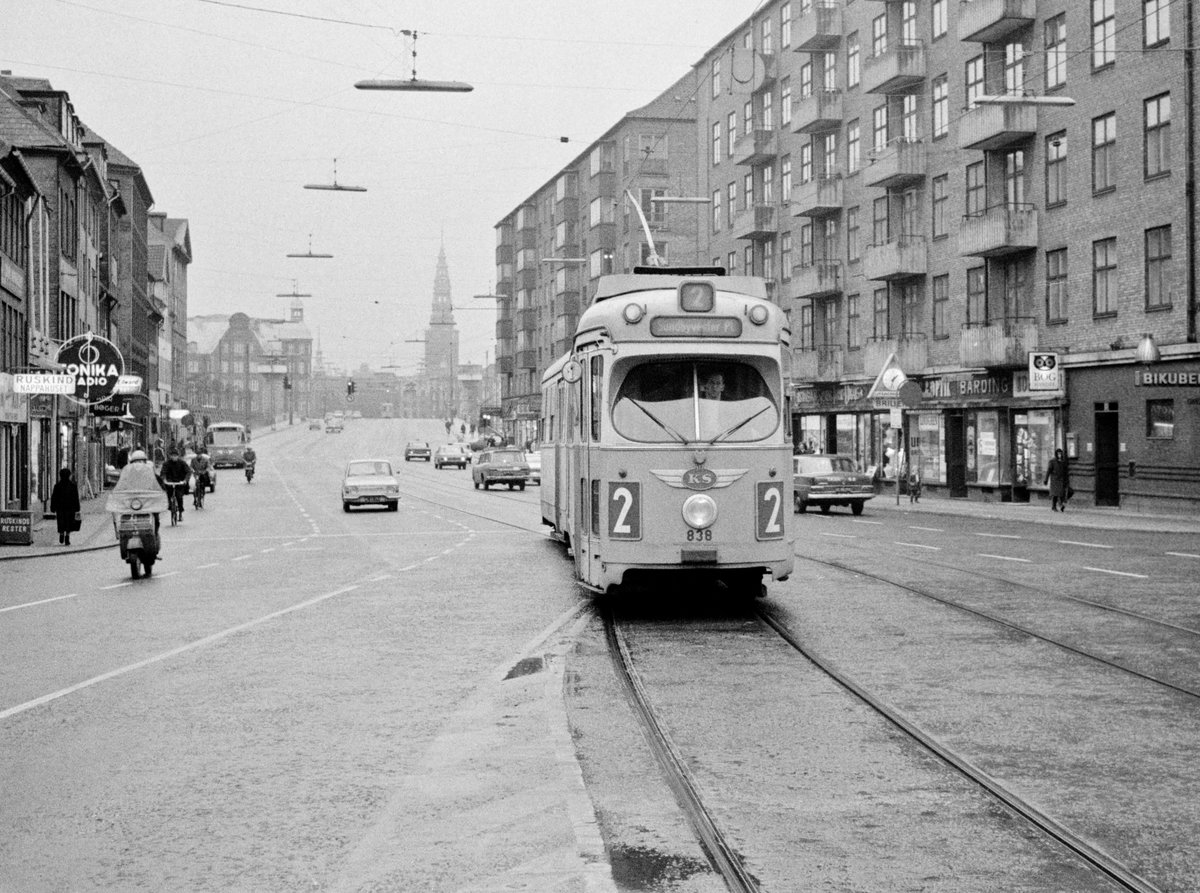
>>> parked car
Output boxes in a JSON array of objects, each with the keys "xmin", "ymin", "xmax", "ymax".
[
  {"xmin": 341, "ymin": 459, "xmax": 400, "ymax": 512},
  {"xmin": 308, "ymin": 419, "xmax": 322, "ymax": 430},
  {"xmin": 472, "ymin": 448, "xmax": 530, "ymax": 490},
  {"xmin": 404, "ymin": 441, "xmax": 431, "ymax": 461},
  {"xmin": 433, "ymin": 443, "xmax": 471, "ymax": 469},
  {"xmin": 793, "ymin": 453, "xmax": 875, "ymax": 515},
  {"xmin": 524, "ymin": 450, "xmax": 541, "ymax": 484}
]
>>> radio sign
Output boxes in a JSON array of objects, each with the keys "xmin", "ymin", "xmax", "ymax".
[
  {"xmin": 55, "ymin": 333, "xmax": 125, "ymax": 405},
  {"xmin": 1028, "ymin": 352, "xmax": 1061, "ymax": 391}
]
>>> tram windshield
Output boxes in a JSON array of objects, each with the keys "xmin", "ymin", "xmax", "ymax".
[{"xmin": 612, "ymin": 360, "xmax": 778, "ymax": 444}]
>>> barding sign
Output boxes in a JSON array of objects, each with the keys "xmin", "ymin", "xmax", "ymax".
[{"xmin": 55, "ymin": 333, "xmax": 125, "ymax": 405}]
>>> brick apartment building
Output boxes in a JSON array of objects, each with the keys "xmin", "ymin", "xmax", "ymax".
[{"xmin": 495, "ymin": 0, "xmax": 1200, "ymax": 512}]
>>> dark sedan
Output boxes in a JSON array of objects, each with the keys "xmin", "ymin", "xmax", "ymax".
[{"xmin": 793, "ymin": 453, "xmax": 875, "ymax": 515}]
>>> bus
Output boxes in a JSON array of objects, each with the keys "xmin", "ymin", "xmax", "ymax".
[{"xmin": 206, "ymin": 421, "xmax": 250, "ymax": 468}]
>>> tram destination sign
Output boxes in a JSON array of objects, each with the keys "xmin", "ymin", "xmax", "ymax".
[{"xmin": 55, "ymin": 333, "xmax": 126, "ymax": 405}]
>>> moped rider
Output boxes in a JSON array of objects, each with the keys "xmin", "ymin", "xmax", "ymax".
[
  {"xmin": 242, "ymin": 445, "xmax": 257, "ymax": 479},
  {"xmin": 108, "ymin": 449, "xmax": 168, "ymax": 534}
]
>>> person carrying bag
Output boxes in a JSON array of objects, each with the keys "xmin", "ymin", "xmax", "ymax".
[{"xmin": 50, "ymin": 468, "xmax": 81, "ymax": 546}]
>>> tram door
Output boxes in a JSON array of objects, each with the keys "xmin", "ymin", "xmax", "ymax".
[
  {"xmin": 574, "ymin": 354, "xmax": 601, "ymax": 585},
  {"xmin": 946, "ymin": 412, "xmax": 968, "ymax": 497},
  {"xmin": 1094, "ymin": 403, "xmax": 1120, "ymax": 506}
]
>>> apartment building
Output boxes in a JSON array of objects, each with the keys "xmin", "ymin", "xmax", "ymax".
[{"xmin": 493, "ymin": 72, "xmax": 701, "ymax": 447}]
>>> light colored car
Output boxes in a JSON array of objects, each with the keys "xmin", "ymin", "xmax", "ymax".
[
  {"xmin": 308, "ymin": 419, "xmax": 322, "ymax": 430},
  {"xmin": 433, "ymin": 443, "xmax": 471, "ymax": 469},
  {"xmin": 342, "ymin": 459, "xmax": 400, "ymax": 512},
  {"xmin": 404, "ymin": 441, "xmax": 431, "ymax": 462},
  {"xmin": 325, "ymin": 417, "xmax": 343, "ymax": 433},
  {"xmin": 524, "ymin": 450, "xmax": 541, "ymax": 484},
  {"xmin": 793, "ymin": 453, "xmax": 875, "ymax": 515},
  {"xmin": 472, "ymin": 448, "xmax": 530, "ymax": 491}
]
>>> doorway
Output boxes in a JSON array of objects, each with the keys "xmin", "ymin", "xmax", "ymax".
[
  {"xmin": 1094, "ymin": 403, "xmax": 1120, "ymax": 506},
  {"xmin": 946, "ymin": 412, "xmax": 968, "ymax": 497}
]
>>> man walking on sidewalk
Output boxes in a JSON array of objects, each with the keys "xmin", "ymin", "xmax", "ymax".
[{"xmin": 50, "ymin": 468, "xmax": 80, "ymax": 546}]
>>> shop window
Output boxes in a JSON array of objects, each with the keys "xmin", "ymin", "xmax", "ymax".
[
  {"xmin": 1146, "ymin": 399, "xmax": 1174, "ymax": 438},
  {"xmin": 1014, "ymin": 410, "xmax": 1057, "ymax": 488},
  {"xmin": 968, "ymin": 410, "xmax": 1003, "ymax": 485},
  {"xmin": 911, "ymin": 412, "xmax": 945, "ymax": 485}
]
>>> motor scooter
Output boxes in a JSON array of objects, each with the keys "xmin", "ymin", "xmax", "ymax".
[
  {"xmin": 245, "ymin": 461, "xmax": 255, "ymax": 482},
  {"xmin": 106, "ymin": 488, "xmax": 167, "ymax": 579}
]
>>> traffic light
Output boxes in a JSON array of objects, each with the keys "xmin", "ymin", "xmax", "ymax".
[
  {"xmin": 282, "ymin": 374, "xmax": 291, "ymax": 390},
  {"xmin": 347, "ymin": 379, "xmax": 355, "ymax": 396}
]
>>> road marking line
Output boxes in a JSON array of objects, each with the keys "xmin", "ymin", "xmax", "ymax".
[
  {"xmin": 100, "ymin": 582, "xmax": 133, "ymax": 590},
  {"xmin": 1166, "ymin": 551, "xmax": 1200, "ymax": 559},
  {"xmin": 978, "ymin": 553, "xmax": 1031, "ymax": 563},
  {"xmin": 1, "ymin": 593, "xmax": 79, "ymax": 613},
  {"xmin": 1058, "ymin": 540, "xmax": 1113, "ymax": 549},
  {"xmin": 821, "ymin": 532, "xmax": 857, "ymax": 539},
  {"xmin": 197, "ymin": 563, "xmax": 218, "ymax": 569},
  {"xmin": 261, "ymin": 548, "xmax": 275, "ymax": 553},
  {"xmin": 850, "ymin": 519, "xmax": 883, "ymax": 525},
  {"xmin": 909, "ymin": 525, "xmax": 944, "ymax": 532},
  {"xmin": 895, "ymin": 542, "xmax": 940, "ymax": 551},
  {"xmin": 232, "ymin": 554, "xmax": 252, "ymax": 561},
  {"xmin": 155, "ymin": 571, "xmax": 180, "ymax": 578},
  {"xmin": 0, "ymin": 583, "xmax": 361, "ymax": 722},
  {"xmin": 1083, "ymin": 566, "xmax": 1148, "ymax": 579},
  {"xmin": 975, "ymin": 532, "xmax": 1021, "ymax": 539}
]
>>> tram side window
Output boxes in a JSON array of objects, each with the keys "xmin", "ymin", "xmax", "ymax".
[
  {"xmin": 611, "ymin": 360, "xmax": 778, "ymax": 443},
  {"xmin": 590, "ymin": 355, "xmax": 603, "ymax": 441}
]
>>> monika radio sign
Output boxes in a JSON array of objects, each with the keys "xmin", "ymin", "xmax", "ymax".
[{"xmin": 55, "ymin": 333, "xmax": 125, "ymax": 405}]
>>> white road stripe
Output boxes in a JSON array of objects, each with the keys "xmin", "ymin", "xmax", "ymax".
[
  {"xmin": 821, "ymin": 532, "xmax": 858, "ymax": 539},
  {"xmin": 155, "ymin": 571, "xmax": 180, "ymax": 578},
  {"xmin": 1058, "ymin": 540, "xmax": 1113, "ymax": 549},
  {"xmin": 1, "ymin": 593, "xmax": 79, "ymax": 613},
  {"xmin": 100, "ymin": 582, "xmax": 133, "ymax": 590},
  {"xmin": 232, "ymin": 554, "xmax": 252, "ymax": 561},
  {"xmin": 975, "ymin": 532, "xmax": 1021, "ymax": 540},
  {"xmin": 850, "ymin": 519, "xmax": 883, "ymax": 525},
  {"xmin": 895, "ymin": 542, "xmax": 940, "ymax": 551},
  {"xmin": 0, "ymin": 583, "xmax": 362, "ymax": 722},
  {"xmin": 196, "ymin": 563, "xmax": 218, "ymax": 569},
  {"xmin": 978, "ymin": 553, "xmax": 1031, "ymax": 563},
  {"xmin": 908, "ymin": 525, "xmax": 944, "ymax": 532},
  {"xmin": 1166, "ymin": 551, "xmax": 1200, "ymax": 559},
  {"xmin": 261, "ymin": 548, "xmax": 275, "ymax": 553},
  {"xmin": 1083, "ymin": 566, "xmax": 1148, "ymax": 579}
]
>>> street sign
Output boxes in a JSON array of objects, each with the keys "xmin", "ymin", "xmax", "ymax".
[
  {"xmin": 346, "ymin": 394, "xmax": 354, "ymax": 403},
  {"xmin": 13, "ymin": 373, "xmax": 74, "ymax": 395},
  {"xmin": 55, "ymin": 333, "xmax": 125, "ymax": 405},
  {"xmin": 898, "ymin": 380, "xmax": 923, "ymax": 408}
]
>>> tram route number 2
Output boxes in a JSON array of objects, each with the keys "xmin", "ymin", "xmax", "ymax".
[
  {"xmin": 607, "ymin": 482, "xmax": 641, "ymax": 540},
  {"xmin": 756, "ymin": 481, "xmax": 785, "ymax": 541}
]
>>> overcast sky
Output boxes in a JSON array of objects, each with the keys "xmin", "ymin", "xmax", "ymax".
[{"xmin": 6, "ymin": 0, "xmax": 763, "ymax": 374}]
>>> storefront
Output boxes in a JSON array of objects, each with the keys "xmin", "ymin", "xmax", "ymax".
[
  {"xmin": 1065, "ymin": 356, "xmax": 1200, "ymax": 511},
  {"xmin": 0, "ymin": 374, "xmax": 29, "ymax": 510}
]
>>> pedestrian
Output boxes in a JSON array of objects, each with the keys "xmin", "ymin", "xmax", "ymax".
[
  {"xmin": 1044, "ymin": 447, "xmax": 1070, "ymax": 512},
  {"xmin": 50, "ymin": 467, "xmax": 81, "ymax": 546},
  {"xmin": 907, "ymin": 463, "xmax": 922, "ymax": 503}
]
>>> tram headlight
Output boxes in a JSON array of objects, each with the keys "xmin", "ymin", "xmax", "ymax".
[
  {"xmin": 622, "ymin": 302, "xmax": 644, "ymax": 324},
  {"xmin": 748, "ymin": 304, "xmax": 769, "ymax": 326},
  {"xmin": 682, "ymin": 494, "xmax": 717, "ymax": 529}
]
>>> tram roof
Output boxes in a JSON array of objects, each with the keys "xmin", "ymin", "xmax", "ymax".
[{"xmin": 593, "ymin": 271, "xmax": 769, "ymax": 303}]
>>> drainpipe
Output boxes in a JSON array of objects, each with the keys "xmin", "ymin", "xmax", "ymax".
[{"xmin": 1187, "ymin": 0, "xmax": 1198, "ymax": 342}]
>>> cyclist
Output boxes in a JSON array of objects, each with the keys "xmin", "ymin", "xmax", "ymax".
[
  {"xmin": 242, "ymin": 445, "xmax": 257, "ymax": 482},
  {"xmin": 190, "ymin": 448, "xmax": 212, "ymax": 507},
  {"xmin": 159, "ymin": 449, "xmax": 191, "ymax": 523}
]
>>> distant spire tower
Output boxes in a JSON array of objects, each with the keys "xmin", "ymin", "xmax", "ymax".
[{"xmin": 424, "ymin": 240, "xmax": 460, "ymax": 418}]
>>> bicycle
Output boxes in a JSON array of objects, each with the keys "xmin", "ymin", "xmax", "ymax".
[
  {"xmin": 165, "ymin": 481, "xmax": 187, "ymax": 526},
  {"xmin": 193, "ymin": 474, "xmax": 207, "ymax": 509}
]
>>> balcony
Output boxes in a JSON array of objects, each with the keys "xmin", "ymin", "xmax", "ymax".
[
  {"xmin": 790, "ymin": 261, "xmax": 843, "ymax": 299},
  {"xmin": 957, "ymin": 0, "xmax": 1036, "ymax": 43},
  {"xmin": 732, "ymin": 204, "xmax": 779, "ymax": 241},
  {"xmin": 515, "ymin": 268, "xmax": 537, "ymax": 292},
  {"xmin": 517, "ymin": 308, "xmax": 537, "ymax": 331},
  {"xmin": 623, "ymin": 156, "xmax": 670, "ymax": 177},
  {"xmin": 590, "ymin": 168, "xmax": 616, "ymax": 197},
  {"xmin": 495, "ymin": 243, "xmax": 514, "ymax": 265},
  {"xmin": 958, "ymin": 205, "xmax": 1038, "ymax": 257},
  {"xmin": 863, "ymin": 139, "xmax": 926, "ymax": 188},
  {"xmin": 792, "ymin": 90, "xmax": 843, "ymax": 134},
  {"xmin": 862, "ymin": 41, "xmax": 926, "ymax": 94},
  {"xmin": 863, "ymin": 236, "xmax": 927, "ymax": 281},
  {"xmin": 960, "ymin": 317, "xmax": 1039, "ymax": 368},
  {"xmin": 497, "ymin": 356, "xmax": 513, "ymax": 375},
  {"xmin": 864, "ymin": 336, "xmax": 928, "ymax": 377},
  {"xmin": 958, "ymin": 102, "xmax": 1037, "ymax": 151},
  {"xmin": 553, "ymin": 292, "xmax": 580, "ymax": 317},
  {"xmin": 792, "ymin": 346, "xmax": 845, "ymax": 383},
  {"xmin": 495, "ymin": 318, "xmax": 513, "ymax": 340},
  {"xmin": 791, "ymin": 175, "xmax": 843, "ymax": 217},
  {"xmin": 795, "ymin": 2, "xmax": 842, "ymax": 50},
  {"xmin": 554, "ymin": 195, "xmax": 578, "ymax": 220},
  {"xmin": 516, "ymin": 349, "xmax": 539, "ymax": 371},
  {"xmin": 732, "ymin": 128, "xmax": 778, "ymax": 165}
]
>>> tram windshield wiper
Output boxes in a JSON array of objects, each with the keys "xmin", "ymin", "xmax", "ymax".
[
  {"xmin": 706, "ymin": 404, "xmax": 771, "ymax": 445},
  {"xmin": 626, "ymin": 397, "xmax": 690, "ymax": 444}
]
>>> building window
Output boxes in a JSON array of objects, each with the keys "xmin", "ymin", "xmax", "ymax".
[
  {"xmin": 932, "ymin": 274, "xmax": 948, "ymax": 338},
  {"xmin": 744, "ymin": 171, "xmax": 754, "ymax": 208},
  {"xmin": 781, "ymin": 231, "xmax": 793, "ymax": 278},
  {"xmin": 727, "ymin": 250, "xmax": 738, "ymax": 273},
  {"xmin": 821, "ymin": 132, "xmax": 838, "ymax": 178},
  {"xmin": 712, "ymin": 189, "xmax": 722, "ymax": 233},
  {"xmin": 1093, "ymin": 237, "xmax": 1118, "ymax": 317},
  {"xmin": 966, "ymin": 55, "xmax": 985, "ymax": 109},
  {"xmin": 872, "ymin": 287, "xmax": 889, "ymax": 338},
  {"xmin": 744, "ymin": 245, "xmax": 754, "ymax": 275},
  {"xmin": 799, "ymin": 302, "xmax": 814, "ymax": 349},
  {"xmin": 932, "ymin": 174, "xmax": 948, "ymax": 238},
  {"xmin": 901, "ymin": 0, "xmax": 917, "ymax": 42},
  {"xmin": 1046, "ymin": 248, "xmax": 1068, "ymax": 322},
  {"xmin": 782, "ymin": 155, "xmax": 793, "ymax": 201},
  {"xmin": 799, "ymin": 60, "xmax": 813, "ymax": 98},
  {"xmin": 967, "ymin": 266, "xmax": 986, "ymax": 324},
  {"xmin": 762, "ymin": 91, "xmax": 774, "ymax": 131},
  {"xmin": 799, "ymin": 223, "xmax": 814, "ymax": 266},
  {"xmin": 1145, "ymin": 0, "xmax": 1170, "ymax": 46},
  {"xmin": 1046, "ymin": 133, "xmax": 1067, "ymax": 206},
  {"xmin": 743, "ymin": 100, "xmax": 753, "ymax": 136},
  {"xmin": 965, "ymin": 161, "xmax": 986, "ymax": 217},
  {"xmin": 1004, "ymin": 40, "xmax": 1026, "ymax": 94},
  {"xmin": 763, "ymin": 237, "xmax": 776, "ymax": 282},
  {"xmin": 711, "ymin": 57, "xmax": 721, "ymax": 98},
  {"xmin": 932, "ymin": 75, "xmax": 948, "ymax": 138},
  {"xmin": 1146, "ymin": 399, "xmax": 1175, "ymax": 438},
  {"xmin": 1145, "ymin": 224, "xmax": 1172, "ymax": 309},
  {"xmin": 847, "ymin": 120, "xmax": 861, "ymax": 172},
  {"xmin": 847, "ymin": 293, "xmax": 861, "ymax": 348},
  {"xmin": 781, "ymin": 77, "xmax": 792, "ymax": 128},
  {"xmin": 822, "ymin": 52, "xmax": 837, "ymax": 92},
  {"xmin": 932, "ymin": 0, "xmax": 947, "ymax": 39},
  {"xmin": 800, "ymin": 142, "xmax": 813, "ymax": 184},
  {"xmin": 712, "ymin": 121, "xmax": 721, "ymax": 166},
  {"xmin": 872, "ymin": 104, "xmax": 888, "ymax": 153},
  {"xmin": 727, "ymin": 111, "xmax": 737, "ymax": 155},
  {"xmin": 901, "ymin": 94, "xmax": 919, "ymax": 141},
  {"xmin": 1093, "ymin": 112, "xmax": 1116, "ymax": 193},
  {"xmin": 727, "ymin": 181, "xmax": 737, "ymax": 225},
  {"xmin": 872, "ymin": 196, "xmax": 890, "ymax": 245},
  {"xmin": 763, "ymin": 164, "xmax": 775, "ymax": 204},
  {"xmin": 847, "ymin": 33, "xmax": 860, "ymax": 88},
  {"xmin": 1145, "ymin": 93, "xmax": 1171, "ymax": 179},
  {"xmin": 1045, "ymin": 14, "xmax": 1067, "ymax": 89},
  {"xmin": 761, "ymin": 16, "xmax": 774, "ymax": 55},
  {"xmin": 1093, "ymin": 0, "xmax": 1116, "ymax": 70},
  {"xmin": 822, "ymin": 218, "xmax": 838, "ymax": 259},
  {"xmin": 871, "ymin": 14, "xmax": 887, "ymax": 57},
  {"xmin": 900, "ymin": 283, "xmax": 920, "ymax": 337},
  {"xmin": 847, "ymin": 206, "xmax": 860, "ymax": 262},
  {"xmin": 781, "ymin": 2, "xmax": 792, "ymax": 48}
]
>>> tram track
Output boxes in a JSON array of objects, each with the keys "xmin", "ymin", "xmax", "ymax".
[{"xmin": 795, "ymin": 553, "xmax": 1200, "ymax": 702}]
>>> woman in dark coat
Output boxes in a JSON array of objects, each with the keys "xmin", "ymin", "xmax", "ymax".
[
  {"xmin": 50, "ymin": 467, "xmax": 81, "ymax": 545},
  {"xmin": 1044, "ymin": 448, "xmax": 1070, "ymax": 512}
]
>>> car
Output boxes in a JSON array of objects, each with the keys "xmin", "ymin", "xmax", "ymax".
[
  {"xmin": 524, "ymin": 450, "xmax": 541, "ymax": 484},
  {"xmin": 325, "ymin": 418, "xmax": 343, "ymax": 433},
  {"xmin": 341, "ymin": 459, "xmax": 400, "ymax": 512},
  {"xmin": 793, "ymin": 453, "xmax": 876, "ymax": 516},
  {"xmin": 404, "ymin": 441, "xmax": 431, "ymax": 462},
  {"xmin": 433, "ymin": 443, "xmax": 471, "ymax": 469},
  {"xmin": 472, "ymin": 448, "xmax": 531, "ymax": 490},
  {"xmin": 308, "ymin": 419, "xmax": 322, "ymax": 430}
]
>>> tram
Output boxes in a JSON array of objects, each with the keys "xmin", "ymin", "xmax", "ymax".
[{"xmin": 540, "ymin": 267, "xmax": 795, "ymax": 597}]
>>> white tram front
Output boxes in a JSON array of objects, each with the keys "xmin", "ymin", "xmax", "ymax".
[{"xmin": 540, "ymin": 269, "xmax": 795, "ymax": 597}]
